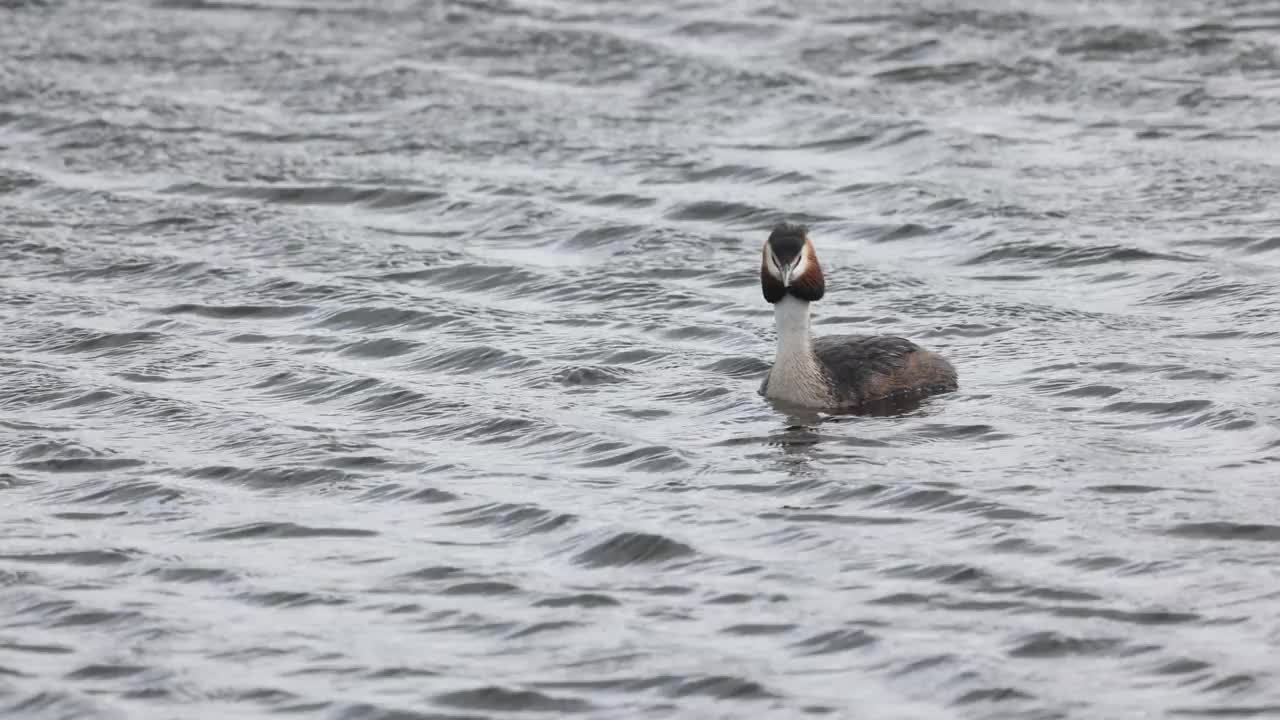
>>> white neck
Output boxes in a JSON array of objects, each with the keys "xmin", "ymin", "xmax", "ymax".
[
  {"xmin": 773, "ymin": 295, "xmax": 812, "ymax": 362},
  {"xmin": 764, "ymin": 295, "xmax": 828, "ymax": 406}
]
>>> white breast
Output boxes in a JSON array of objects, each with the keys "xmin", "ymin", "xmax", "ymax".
[{"xmin": 763, "ymin": 296, "xmax": 831, "ymax": 408}]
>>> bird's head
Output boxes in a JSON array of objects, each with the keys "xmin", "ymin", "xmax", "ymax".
[{"xmin": 761, "ymin": 223, "xmax": 825, "ymax": 304}]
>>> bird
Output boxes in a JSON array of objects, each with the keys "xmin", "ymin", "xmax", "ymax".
[{"xmin": 758, "ymin": 223, "xmax": 957, "ymax": 413}]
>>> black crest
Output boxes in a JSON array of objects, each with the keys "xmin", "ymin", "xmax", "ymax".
[{"xmin": 767, "ymin": 223, "xmax": 807, "ymax": 265}]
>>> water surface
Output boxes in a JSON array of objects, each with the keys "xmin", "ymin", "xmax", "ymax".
[{"xmin": 3, "ymin": 0, "xmax": 1280, "ymax": 718}]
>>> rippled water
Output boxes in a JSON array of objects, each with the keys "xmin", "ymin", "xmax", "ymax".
[{"xmin": 3, "ymin": 0, "xmax": 1280, "ymax": 717}]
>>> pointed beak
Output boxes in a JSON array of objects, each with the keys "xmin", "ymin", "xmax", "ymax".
[{"xmin": 780, "ymin": 260, "xmax": 799, "ymax": 286}]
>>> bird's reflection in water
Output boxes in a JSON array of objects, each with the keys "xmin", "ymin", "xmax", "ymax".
[{"xmin": 761, "ymin": 393, "xmax": 930, "ymax": 488}]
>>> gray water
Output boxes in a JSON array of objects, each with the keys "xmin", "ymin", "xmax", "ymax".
[{"xmin": 3, "ymin": 1, "xmax": 1280, "ymax": 718}]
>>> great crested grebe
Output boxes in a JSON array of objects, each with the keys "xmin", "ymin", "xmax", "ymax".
[{"xmin": 758, "ymin": 223, "xmax": 957, "ymax": 412}]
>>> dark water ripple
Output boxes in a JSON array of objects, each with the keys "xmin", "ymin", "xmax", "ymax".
[{"xmin": 3, "ymin": 0, "xmax": 1280, "ymax": 718}]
